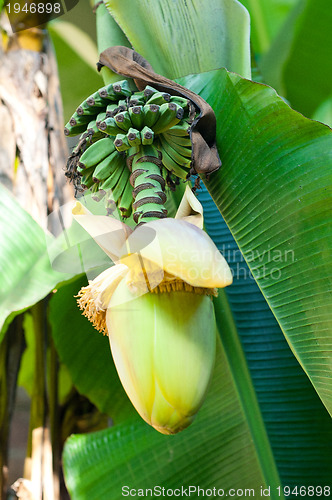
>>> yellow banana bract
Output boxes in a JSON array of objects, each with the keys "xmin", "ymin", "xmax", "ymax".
[
  {"xmin": 107, "ymin": 279, "xmax": 217, "ymax": 434},
  {"xmin": 73, "ymin": 186, "xmax": 233, "ymax": 434}
]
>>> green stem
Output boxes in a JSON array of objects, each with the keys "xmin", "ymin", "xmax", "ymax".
[
  {"xmin": 48, "ymin": 333, "xmax": 60, "ymax": 500},
  {"xmin": 247, "ymin": 0, "xmax": 270, "ymax": 53},
  {"xmin": 27, "ymin": 302, "xmax": 46, "ymax": 458},
  {"xmin": 95, "ymin": 0, "xmax": 131, "ymax": 86},
  {"xmin": 131, "ymin": 146, "xmax": 167, "ymax": 225}
]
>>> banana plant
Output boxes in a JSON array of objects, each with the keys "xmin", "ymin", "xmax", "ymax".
[{"xmin": 1, "ymin": 0, "xmax": 332, "ymax": 499}]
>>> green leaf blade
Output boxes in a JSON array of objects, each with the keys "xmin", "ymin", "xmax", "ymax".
[
  {"xmin": 198, "ymin": 185, "xmax": 332, "ymax": 489},
  {"xmin": 178, "ymin": 68, "xmax": 332, "ymax": 415},
  {"xmin": 104, "ymin": 0, "xmax": 251, "ymax": 78},
  {"xmin": 0, "ymin": 185, "xmax": 71, "ymax": 333}
]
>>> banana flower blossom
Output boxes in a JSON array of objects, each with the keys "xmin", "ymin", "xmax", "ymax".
[{"xmin": 73, "ymin": 186, "xmax": 232, "ymax": 434}]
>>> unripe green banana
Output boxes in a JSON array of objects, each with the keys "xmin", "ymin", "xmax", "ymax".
[
  {"xmin": 165, "ymin": 121, "xmax": 191, "ymax": 137},
  {"xmin": 112, "ymin": 166, "xmax": 130, "ymax": 201},
  {"xmin": 92, "ymin": 150, "xmax": 122, "ymax": 182},
  {"xmin": 162, "ymin": 132, "xmax": 192, "ymax": 148},
  {"xmin": 118, "ymin": 179, "xmax": 133, "ymax": 217},
  {"xmin": 160, "ymin": 136, "xmax": 191, "ymax": 167},
  {"xmin": 143, "ymin": 85, "xmax": 159, "ymax": 99},
  {"xmin": 106, "ymin": 103, "xmax": 119, "ymax": 118},
  {"xmin": 77, "ymin": 163, "xmax": 94, "ymax": 175},
  {"xmin": 112, "ymin": 79, "xmax": 133, "ymax": 97},
  {"xmin": 152, "ymin": 103, "xmax": 184, "ymax": 135},
  {"xmin": 161, "ymin": 135, "xmax": 192, "ymax": 158},
  {"xmin": 80, "ymin": 169, "xmax": 94, "ymax": 189},
  {"xmin": 79, "ymin": 137, "xmax": 116, "ymax": 169},
  {"xmin": 98, "ymin": 117, "xmax": 124, "ymax": 136},
  {"xmin": 160, "ymin": 136, "xmax": 191, "ymax": 168},
  {"xmin": 141, "ymin": 126, "xmax": 154, "ymax": 145},
  {"xmin": 143, "ymin": 104, "xmax": 160, "ymax": 128},
  {"xmin": 98, "ymin": 83, "xmax": 119, "ymax": 101},
  {"xmin": 96, "ymin": 112, "xmax": 107, "ymax": 129},
  {"xmin": 129, "ymin": 92, "xmax": 146, "ymax": 107},
  {"xmin": 86, "ymin": 91, "xmax": 109, "ymax": 108},
  {"xmin": 160, "ymin": 145, "xmax": 190, "ymax": 180},
  {"xmin": 169, "ymin": 96, "xmax": 190, "ymax": 110},
  {"xmin": 127, "ymin": 128, "xmax": 142, "ymax": 147},
  {"xmin": 114, "ymin": 133, "xmax": 131, "ymax": 152},
  {"xmin": 85, "ymin": 120, "xmax": 105, "ymax": 144},
  {"xmin": 128, "ymin": 106, "xmax": 145, "ymax": 129},
  {"xmin": 64, "ymin": 122, "xmax": 88, "ymax": 137},
  {"xmin": 146, "ymin": 91, "xmax": 171, "ymax": 105},
  {"xmin": 117, "ymin": 99, "xmax": 128, "ymax": 112},
  {"xmin": 100, "ymin": 163, "xmax": 126, "ymax": 193},
  {"xmin": 76, "ymin": 100, "xmax": 100, "ymax": 117},
  {"xmin": 114, "ymin": 111, "xmax": 132, "ymax": 132}
]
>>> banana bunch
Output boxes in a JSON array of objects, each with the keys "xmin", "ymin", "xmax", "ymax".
[
  {"xmin": 65, "ymin": 80, "xmax": 196, "ymax": 221},
  {"xmin": 76, "ymin": 137, "xmax": 133, "ymax": 217}
]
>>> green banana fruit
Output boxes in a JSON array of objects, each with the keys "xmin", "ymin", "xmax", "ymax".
[
  {"xmin": 92, "ymin": 150, "xmax": 122, "ymax": 182},
  {"xmin": 118, "ymin": 179, "xmax": 133, "ymax": 217},
  {"xmin": 128, "ymin": 106, "xmax": 145, "ymax": 129},
  {"xmin": 161, "ymin": 135, "xmax": 192, "ymax": 158},
  {"xmin": 143, "ymin": 85, "xmax": 159, "ymax": 99},
  {"xmin": 169, "ymin": 96, "xmax": 190, "ymax": 110},
  {"xmin": 100, "ymin": 164, "xmax": 126, "ymax": 193},
  {"xmin": 152, "ymin": 103, "xmax": 184, "ymax": 134},
  {"xmin": 96, "ymin": 112, "xmax": 107, "ymax": 128},
  {"xmin": 160, "ymin": 145, "xmax": 190, "ymax": 180},
  {"xmin": 162, "ymin": 132, "xmax": 192, "ymax": 148},
  {"xmin": 165, "ymin": 121, "xmax": 191, "ymax": 137},
  {"xmin": 160, "ymin": 136, "xmax": 192, "ymax": 167},
  {"xmin": 127, "ymin": 128, "xmax": 142, "ymax": 147},
  {"xmin": 98, "ymin": 117, "xmax": 124, "ymax": 136},
  {"xmin": 143, "ymin": 104, "xmax": 160, "ymax": 128},
  {"xmin": 79, "ymin": 137, "xmax": 116, "ymax": 169},
  {"xmin": 114, "ymin": 111, "xmax": 132, "ymax": 132},
  {"xmin": 106, "ymin": 103, "xmax": 119, "ymax": 117},
  {"xmin": 86, "ymin": 91, "xmax": 109, "ymax": 108},
  {"xmin": 129, "ymin": 92, "xmax": 146, "ymax": 107},
  {"xmin": 112, "ymin": 167, "xmax": 130, "ymax": 201},
  {"xmin": 64, "ymin": 122, "xmax": 88, "ymax": 137},
  {"xmin": 112, "ymin": 80, "xmax": 133, "ymax": 97},
  {"xmin": 80, "ymin": 169, "xmax": 94, "ymax": 189},
  {"xmin": 141, "ymin": 126, "xmax": 154, "ymax": 145},
  {"xmin": 146, "ymin": 91, "xmax": 171, "ymax": 105},
  {"xmin": 114, "ymin": 133, "xmax": 131, "ymax": 152},
  {"xmin": 76, "ymin": 100, "xmax": 100, "ymax": 117}
]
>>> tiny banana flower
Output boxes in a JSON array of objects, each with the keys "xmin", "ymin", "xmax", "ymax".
[{"xmin": 73, "ymin": 186, "xmax": 232, "ymax": 434}]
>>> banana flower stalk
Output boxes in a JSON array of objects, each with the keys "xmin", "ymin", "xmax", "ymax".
[{"xmin": 73, "ymin": 187, "xmax": 232, "ymax": 434}]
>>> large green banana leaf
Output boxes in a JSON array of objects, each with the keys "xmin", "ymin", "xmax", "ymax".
[
  {"xmin": 238, "ymin": 0, "xmax": 297, "ymax": 54},
  {"xmin": 261, "ymin": 0, "xmax": 332, "ymax": 117},
  {"xmin": 0, "ymin": 185, "xmax": 71, "ymax": 337},
  {"xmin": 198, "ymin": 186, "xmax": 332, "ymax": 490},
  {"xmin": 104, "ymin": 0, "xmax": 251, "ymax": 79},
  {"xmin": 176, "ymin": 68, "xmax": 332, "ymax": 416}
]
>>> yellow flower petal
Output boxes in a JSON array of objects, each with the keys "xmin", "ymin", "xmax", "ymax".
[
  {"xmin": 175, "ymin": 185, "xmax": 204, "ymax": 229},
  {"xmin": 120, "ymin": 218, "xmax": 233, "ymax": 289},
  {"xmin": 72, "ymin": 201, "xmax": 132, "ymax": 263}
]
